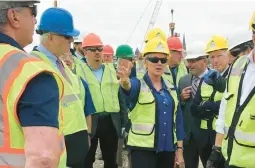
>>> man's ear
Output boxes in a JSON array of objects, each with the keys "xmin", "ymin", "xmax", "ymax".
[{"xmin": 7, "ymin": 9, "xmax": 21, "ymax": 29}]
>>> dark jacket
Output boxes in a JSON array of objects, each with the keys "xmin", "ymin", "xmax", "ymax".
[
  {"xmin": 91, "ymin": 90, "xmax": 128, "ymax": 138},
  {"xmin": 179, "ymin": 74, "xmax": 214, "ymax": 147}
]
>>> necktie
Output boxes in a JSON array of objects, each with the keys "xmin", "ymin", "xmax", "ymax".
[
  {"xmin": 192, "ymin": 77, "xmax": 200, "ymax": 98},
  {"xmin": 57, "ymin": 58, "xmax": 71, "ymax": 84}
]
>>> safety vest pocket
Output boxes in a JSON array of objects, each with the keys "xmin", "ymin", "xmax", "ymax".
[{"xmin": 131, "ymin": 123, "xmax": 155, "ymax": 136}]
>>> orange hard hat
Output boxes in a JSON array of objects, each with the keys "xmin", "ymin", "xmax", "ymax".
[
  {"xmin": 167, "ymin": 36, "xmax": 183, "ymax": 52},
  {"xmin": 82, "ymin": 33, "xmax": 103, "ymax": 48},
  {"xmin": 103, "ymin": 45, "xmax": 114, "ymax": 55}
]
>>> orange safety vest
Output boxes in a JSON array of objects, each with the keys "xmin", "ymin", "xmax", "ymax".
[{"xmin": 0, "ymin": 44, "xmax": 67, "ymax": 167}]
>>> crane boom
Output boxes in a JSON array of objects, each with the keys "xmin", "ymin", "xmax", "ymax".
[{"xmin": 141, "ymin": 0, "xmax": 163, "ymax": 49}]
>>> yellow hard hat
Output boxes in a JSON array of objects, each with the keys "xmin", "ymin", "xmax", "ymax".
[
  {"xmin": 143, "ymin": 37, "xmax": 170, "ymax": 56},
  {"xmin": 205, "ymin": 36, "xmax": 228, "ymax": 53},
  {"xmin": 145, "ymin": 28, "xmax": 167, "ymax": 43},
  {"xmin": 249, "ymin": 11, "xmax": 255, "ymax": 31}
]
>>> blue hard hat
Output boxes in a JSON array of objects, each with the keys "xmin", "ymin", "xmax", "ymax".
[{"xmin": 37, "ymin": 7, "xmax": 80, "ymax": 37}]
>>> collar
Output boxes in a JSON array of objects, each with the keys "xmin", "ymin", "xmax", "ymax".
[
  {"xmin": 221, "ymin": 66, "xmax": 229, "ymax": 76},
  {"xmin": 144, "ymin": 72, "xmax": 167, "ymax": 91},
  {"xmin": 198, "ymin": 68, "xmax": 209, "ymax": 79},
  {"xmin": 87, "ymin": 63, "xmax": 104, "ymax": 72},
  {"xmin": 248, "ymin": 49, "xmax": 255, "ymax": 65},
  {"xmin": 75, "ymin": 51, "xmax": 84, "ymax": 60},
  {"xmin": 0, "ymin": 32, "xmax": 24, "ymax": 51},
  {"xmin": 36, "ymin": 44, "xmax": 58, "ymax": 63}
]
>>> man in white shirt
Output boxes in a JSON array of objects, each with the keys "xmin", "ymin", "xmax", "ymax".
[{"xmin": 206, "ymin": 12, "xmax": 255, "ymax": 168}]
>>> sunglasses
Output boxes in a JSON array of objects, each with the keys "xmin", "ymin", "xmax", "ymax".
[
  {"xmin": 86, "ymin": 47, "xmax": 103, "ymax": 52},
  {"xmin": 147, "ymin": 57, "xmax": 168, "ymax": 64}
]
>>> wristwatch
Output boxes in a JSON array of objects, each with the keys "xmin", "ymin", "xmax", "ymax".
[
  {"xmin": 212, "ymin": 145, "xmax": 221, "ymax": 151},
  {"xmin": 177, "ymin": 146, "xmax": 184, "ymax": 150}
]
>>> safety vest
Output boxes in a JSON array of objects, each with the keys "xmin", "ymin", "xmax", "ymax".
[
  {"xmin": 136, "ymin": 60, "xmax": 146, "ymax": 79},
  {"xmin": 104, "ymin": 62, "xmax": 116, "ymax": 72},
  {"xmin": 163, "ymin": 61, "xmax": 188, "ymax": 87},
  {"xmin": 221, "ymin": 55, "xmax": 255, "ymax": 167},
  {"xmin": 31, "ymin": 51, "xmax": 88, "ymax": 135},
  {"xmin": 82, "ymin": 63, "xmax": 120, "ymax": 113},
  {"xmin": 200, "ymin": 81, "xmax": 223, "ymax": 130},
  {"xmin": 127, "ymin": 79, "xmax": 179, "ymax": 148},
  {"xmin": 72, "ymin": 56, "xmax": 87, "ymax": 80},
  {"xmin": 0, "ymin": 44, "xmax": 66, "ymax": 167}
]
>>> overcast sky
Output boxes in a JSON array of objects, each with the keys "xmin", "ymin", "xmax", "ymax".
[{"xmin": 25, "ymin": 0, "xmax": 255, "ymax": 54}]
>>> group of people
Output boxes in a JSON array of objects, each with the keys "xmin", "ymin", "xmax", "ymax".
[{"xmin": 0, "ymin": 0, "xmax": 254, "ymax": 168}]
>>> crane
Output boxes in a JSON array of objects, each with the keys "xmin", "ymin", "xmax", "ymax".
[
  {"xmin": 140, "ymin": 0, "xmax": 162, "ymax": 50},
  {"xmin": 54, "ymin": 0, "xmax": 58, "ymax": 7}
]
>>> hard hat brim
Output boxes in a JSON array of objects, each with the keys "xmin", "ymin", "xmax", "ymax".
[{"xmin": 65, "ymin": 28, "xmax": 80, "ymax": 37}]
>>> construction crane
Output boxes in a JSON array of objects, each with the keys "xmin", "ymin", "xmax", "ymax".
[
  {"xmin": 54, "ymin": 0, "xmax": 58, "ymax": 7},
  {"xmin": 140, "ymin": 0, "xmax": 162, "ymax": 50}
]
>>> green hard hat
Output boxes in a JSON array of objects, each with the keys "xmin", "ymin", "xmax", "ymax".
[{"xmin": 115, "ymin": 44, "xmax": 135, "ymax": 58}]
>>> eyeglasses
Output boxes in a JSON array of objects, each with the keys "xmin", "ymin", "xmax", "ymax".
[
  {"xmin": 187, "ymin": 57, "xmax": 205, "ymax": 63},
  {"xmin": 86, "ymin": 47, "xmax": 103, "ymax": 52},
  {"xmin": 147, "ymin": 57, "xmax": 168, "ymax": 64}
]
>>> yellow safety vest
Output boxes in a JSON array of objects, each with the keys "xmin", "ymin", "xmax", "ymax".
[
  {"xmin": 0, "ymin": 44, "xmax": 66, "ymax": 167},
  {"xmin": 163, "ymin": 61, "xmax": 188, "ymax": 87},
  {"xmin": 72, "ymin": 57, "xmax": 87, "ymax": 80},
  {"xmin": 127, "ymin": 79, "xmax": 179, "ymax": 148},
  {"xmin": 136, "ymin": 60, "xmax": 146, "ymax": 79},
  {"xmin": 200, "ymin": 82, "xmax": 223, "ymax": 130},
  {"xmin": 104, "ymin": 62, "xmax": 116, "ymax": 72},
  {"xmin": 222, "ymin": 55, "xmax": 255, "ymax": 167},
  {"xmin": 82, "ymin": 63, "xmax": 120, "ymax": 113},
  {"xmin": 31, "ymin": 51, "xmax": 88, "ymax": 135}
]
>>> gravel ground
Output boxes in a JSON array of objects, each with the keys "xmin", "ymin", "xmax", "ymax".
[{"xmin": 93, "ymin": 147, "xmax": 204, "ymax": 168}]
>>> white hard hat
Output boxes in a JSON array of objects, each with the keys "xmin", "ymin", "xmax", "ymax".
[
  {"xmin": 185, "ymin": 53, "xmax": 208, "ymax": 60},
  {"xmin": 0, "ymin": 0, "xmax": 40, "ymax": 3},
  {"xmin": 228, "ymin": 39, "xmax": 253, "ymax": 51},
  {"xmin": 74, "ymin": 32, "xmax": 87, "ymax": 43}
]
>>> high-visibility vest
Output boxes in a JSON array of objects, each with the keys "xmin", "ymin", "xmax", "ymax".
[
  {"xmin": 127, "ymin": 79, "xmax": 179, "ymax": 148},
  {"xmin": 163, "ymin": 61, "xmax": 188, "ymax": 87},
  {"xmin": 0, "ymin": 44, "xmax": 66, "ymax": 167},
  {"xmin": 221, "ymin": 55, "xmax": 255, "ymax": 167},
  {"xmin": 104, "ymin": 62, "xmax": 116, "ymax": 72},
  {"xmin": 72, "ymin": 57, "xmax": 87, "ymax": 80},
  {"xmin": 136, "ymin": 60, "xmax": 146, "ymax": 79},
  {"xmin": 200, "ymin": 81, "xmax": 223, "ymax": 130},
  {"xmin": 31, "ymin": 51, "xmax": 87, "ymax": 135},
  {"xmin": 82, "ymin": 63, "xmax": 120, "ymax": 113}
]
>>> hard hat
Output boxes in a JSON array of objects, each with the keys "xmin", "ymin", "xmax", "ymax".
[
  {"xmin": 115, "ymin": 44, "xmax": 134, "ymax": 58},
  {"xmin": 0, "ymin": 1, "xmax": 40, "ymax": 10},
  {"xmin": 143, "ymin": 37, "xmax": 170, "ymax": 56},
  {"xmin": 205, "ymin": 36, "xmax": 228, "ymax": 53},
  {"xmin": 103, "ymin": 45, "xmax": 114, "ymax": 55},
  {"xmin": 145, "ymin": 28, "xmax": 167, "ymax": 43},
  {"xmin": 74, "ymin": 35, "xmax": 83, "ymax": 43},
  {"xmin": 249, "ymin": 11, "xmax": 255, "ymax": 31},
  {"xmin": 167, "ymin": 36, "xmax": 183, "ymax": 52},
  {"xmin": 82, "ymin": 33, "xmax": 103, "ymax": 48},
  {"xmin": 37, "ymin": 7, "xmax": 80, "ymax": 37},
  {"xmin": 229, "ymin": 39, "xmax": 253, "ymax": 52},
  {"xmin": 185, "ymin": 53, "xmax": 208, "ymax": 60}
]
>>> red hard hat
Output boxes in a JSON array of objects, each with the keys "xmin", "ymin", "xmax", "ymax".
[
  {"xmin": 167, "ymin": 36, "xmax": 183, "ymax": 52},
  {"xmin": 103, "ymin": 45, "xmax": 114, "ymax": 55},
  {"xmin": 82, "ymin": 33, "xmax": 103, "ymax": 48}
]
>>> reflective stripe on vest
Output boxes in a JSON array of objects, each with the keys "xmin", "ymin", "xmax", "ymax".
[
  {"xmin": 31, "ymin": 51, "xmax": 88, "ymax": 135},
  {"xmin": 82, "ymin": 63, "xmax": 120, "ymax": 113},
  {"xmin": 128, "ymin": 78, "xmax": 178, "ymax": 148},
  {"xmin": 222, "ymin": 55, "xmax": 255, "ymax": 167},
  {"xmin": 224, "ymin": 126, "xmax": 255, "ymax": 144},
  {"xmin": 0, "ymin": 45, "xmax": 66, "ymax": 167}
]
